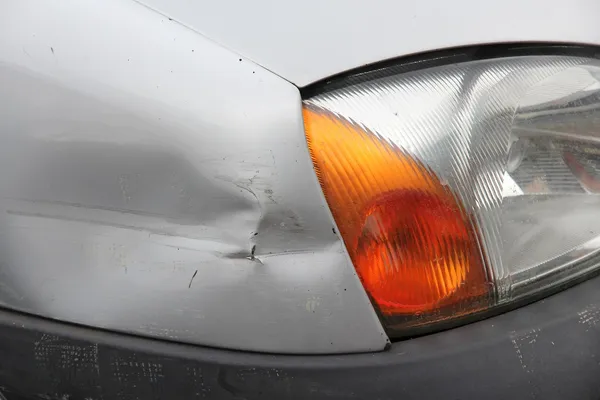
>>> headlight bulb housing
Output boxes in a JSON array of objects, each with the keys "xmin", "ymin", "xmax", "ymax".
[{"xmin": 303, "ymin": 55, "xmax": 600, "ymax": 337}]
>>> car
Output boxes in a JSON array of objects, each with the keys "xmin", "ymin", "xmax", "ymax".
[{"xmin": 1, "ymin": 0, "xmax": 600, "ymax": 399}]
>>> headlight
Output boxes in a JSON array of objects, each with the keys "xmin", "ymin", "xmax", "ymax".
[{"xmin": 303, "ymin": 55, "xmax": 600, "ymax": 337}]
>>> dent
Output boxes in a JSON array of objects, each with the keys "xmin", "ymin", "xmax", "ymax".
[{"xmin": 0, "ymin": 0, "xmax": 388, "ymax": 352}]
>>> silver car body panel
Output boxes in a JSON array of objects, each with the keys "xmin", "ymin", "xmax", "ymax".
[
  {"xmin": 0, "ymin": 0, "xmax": 388, "ymax": 353},
  {"xmin": 140, "ymin": 0, "xmax": 600, "ymax": 86}
]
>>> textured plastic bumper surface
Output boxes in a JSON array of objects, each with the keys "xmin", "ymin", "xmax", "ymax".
[{"xmin": 1, "ymin": 276, "xmax": 600, "ymax": 400}]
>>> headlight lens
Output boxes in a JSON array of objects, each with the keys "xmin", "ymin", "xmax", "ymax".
[{"xmin": 303, "ymin": 55, "xmax": 600, "ymax": 336}]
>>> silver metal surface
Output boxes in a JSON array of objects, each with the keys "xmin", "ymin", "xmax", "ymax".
[
  {"xmin": 139, "ymin": 0, "xmax": 600, "ymax": 86},
  {"xmin": 0, "ymin": 0, "xmax": 388, "ymax": 354}
]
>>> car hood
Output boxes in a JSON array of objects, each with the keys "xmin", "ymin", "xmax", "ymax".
[{"xmin": 140, "ymin": 0, "xmax": 600, "ymax": 86}]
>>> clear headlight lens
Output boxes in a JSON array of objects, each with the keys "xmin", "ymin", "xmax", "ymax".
[{"xmin": 302, "ymin": 55, "xmax": 600, "ymax": 336}]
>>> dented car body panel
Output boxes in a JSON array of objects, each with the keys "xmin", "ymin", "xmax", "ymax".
[{"xmin": 0, "ymin": 0, "xmax": 387, "ymax": 353}]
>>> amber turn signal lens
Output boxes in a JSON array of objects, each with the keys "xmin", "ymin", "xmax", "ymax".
[{"xmin": 303, "ymin": 106, "xmax": 489, "ymax": 319}]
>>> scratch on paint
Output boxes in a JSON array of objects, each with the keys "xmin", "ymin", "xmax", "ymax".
[
  {"xmin": 188, "ymin": 269, "xmax": 198, "ymax": 288},
  {"xmin": 578, "ymin": 304, "xmax": 600, "ymax": 331},
  {"xmin": 510, "ymin": 328, "xmax": 540, "ymax": 373},
  {"xmin": 186, "ymin": 366, "xmax": 211, "ymax": 398},
  {"xmin": 305, "ymin": 296, "xmax": 320, "ymax": 313},
  {"xmin": 111, "ymin": 357, "xmax": 164, "ymax": 384},
  {"xmin": 511, "ymin": 336, "xmax": 527, "ymax": 372},
  {"xmin": 34, "ymin": 334, "xmax": 100, "ymax": 376}
]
